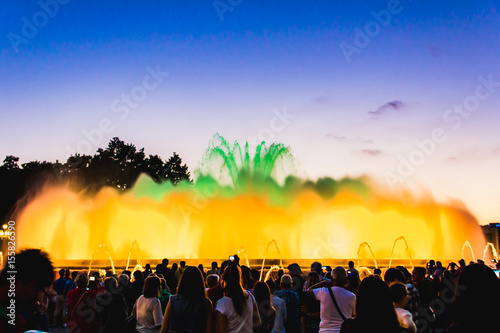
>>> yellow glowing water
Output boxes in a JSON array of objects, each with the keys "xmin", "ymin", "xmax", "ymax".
[{"xmin": 15, "ymin": 175, "xmax": 486, "ymax": 263}]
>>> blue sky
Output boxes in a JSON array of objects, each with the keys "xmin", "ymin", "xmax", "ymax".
[{"xmin": 1, "ymin": 0, "xmax": 500, "ymax": 224}]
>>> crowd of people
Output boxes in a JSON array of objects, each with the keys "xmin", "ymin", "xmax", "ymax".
[{"xmin": 0, "ymin": 249, "xmax": 499, "ymax": 333}]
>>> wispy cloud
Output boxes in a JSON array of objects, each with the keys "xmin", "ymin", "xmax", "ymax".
[
  {"xmin": 368, "ymin": 100, "xmax": 405, "ymax": 116},
  {"xmin": 325, "ymin": 133, "xmax": 375, "ymax": 145},
  {"xmin": 361, "ymin": 149, "xmax": 384, "ymax": 156},
  {"xmin": 325, "ymin": 133, "xmax": 346, "ymax": 141},
  {"xmin": 311, "ymin": 95, "xmax": 328, "ymax": 104}
]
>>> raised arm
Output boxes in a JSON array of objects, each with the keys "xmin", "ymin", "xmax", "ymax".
[{"xmin": 306, "ymin": 280, "xmax": 333, "ymax": 297}]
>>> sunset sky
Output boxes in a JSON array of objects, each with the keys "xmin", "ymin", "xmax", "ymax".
[{"xmin": 1, "ymin": 1, "xmax": 500, "ymax": 225}]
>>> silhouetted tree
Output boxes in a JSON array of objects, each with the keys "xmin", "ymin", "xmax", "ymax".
[
  {"xmin": 165, "ymin": 152, "xmax": 191, "ymax": 185},
  {"xmin": 0, "ymin": 138, "xmax": 191, "ymax": 223},
  {"xmin": 145, "ymin": 154, "xmax": 166, "ymax": 182},
  {"xmin": 1, "ymin": 155, "xmax": 20, "ymax": 170}
]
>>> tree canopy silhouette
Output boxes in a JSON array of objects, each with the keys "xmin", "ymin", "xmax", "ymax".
[{"xmin": 0, "ymin": 138, "xmax": 191, "ymax": 222}]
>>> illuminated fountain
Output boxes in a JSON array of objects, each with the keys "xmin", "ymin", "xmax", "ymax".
[
  {"xmin": 356, "ymin": 242, "xmax": 378, "ymax": 269},
  {"xmin": 259, "ymin": 240, "xmax": 285, "ymax": 281},
  {"xmin": 131, "ymin": 263, "xmax": 144, "ymax": 277},
  {"xmin": 388, "ymin": 236, "xmax": 414, "ymax": 270},
  {"xmin": 126, "ymin": 240, "xmax": 142, "ymax": 271},
  {"xmin": 461, "ymin": 241, "xmax": 476, "ymax": 262},
  {"xmin": 482, "ymin": 242, "xmax": 498, "ymax": 263},
  {"xmin": 264, "ymin": 265, "xmax": 281, "ymax": 282},
  {"xmin": 88, "ymin": 243, "xmax": 116, "ymax": 275},
  {"xmin": 14, "ymin": 135, "xmax": 487, "ymax": 264}
]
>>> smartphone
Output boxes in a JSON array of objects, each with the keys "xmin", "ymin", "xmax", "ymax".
[
  {"xmin": 229, "ymin": 256, "xmax": 235, "ymax": 261},
  {"xmin": 322, "ymin": 266, "xmax": 327, "ymax": 270},
  {"xmin": 90, "ymin": 276, "xmax": 95, "ymax": 281}
]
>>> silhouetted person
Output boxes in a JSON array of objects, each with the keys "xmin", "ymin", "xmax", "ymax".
[
  {"xmin": 445, "ymin": 264, "xmax": 500, "ymax": 333},
  {"xmin": 301, "ymin": 272, "xmax": 321, "ymax": 333},
  {"xmin": 171, "ymin": 263, "xmax": 179, "ymax": 291},
  {"xmin": 133, "ymin": 275, "xmax": 164, "ymax": 332},
  {"xmin": 131, "ymin": 270, "xmax": 145, "ymax": 306},
  {"xmin": 96, "ymin": 277, "xmax": 128, "ymax": 333},
  {"xmin": 276, "ymin": 269, "xmax": 284, "ymax": 289},
  {"xmin": 160, "ymin": 259, "xmax": 176, "ymax": 293},
  {"xmin": 207, "ymin": 260, "xmax": 231, "ymax": 309},
  {"xmin": 161, "ymin": 266, "xmax": 213, "ymax": 333},
  {"xmin": 143, "ymin": 263, "xmax": 153, "ymax": 279},
  {"xmin": 241, "ymin": 265, "xmax": 254, "ymax": 290},
  {"xmin": 67, "ymin": 274, "xmax": 99, "ymax": 333},
  {"xmin": 64, "ymin": 270, "xmax": 78, "ymax": 298},
  {"xmin": 118, "ymin": 274, "xmax": 135, "ymax": 315},
  {"xmin": 308, "ymin": 266, "xmax": 355, "ymax": 333},
  {"xmin": 174, "ymin": 261, "xmax": 187, "ymax": 282},
  {"xmin": 253, "ymin": 282, "xmax": 276, "ymax": 333},
  {"xmin": 385, "ymin": 268, "xmax": 420, "ymax": 320},
  {"xmin": 0, "ymin": 249, "xmax": 54, "ymax": 333},
  {"xmin": 303, "ymin": 262, "xmax": 329, "ymax": 291},
  {"xmin": 347, "ymin": 261, "xmax": 358, "ymax": 278},
  {"xmin": 426, "ymin": 260, "xmax": 436, "ymax": 278},
  {"xmin": 390, "ymin": 283, "xmax": 416, "ymax": 333},
  {"xmin": 208, "ymin": 261, "xmax": 219, "ymax": 275},
  {"xmin": 250, "ymin": 269, "xmax": 260, "ymax": 287},
  {"xmin": 345, "ymin": 271, "xmax": 361, "ymax": 295},
  {"xmin": 411, "ymin": 267, "xmax": 431, "ymax": 307},
  {"xmin": 288, "ymin": 263, "xmax": 306, "ymax": 292},
  {"xmin": 340, "ymin": 276, "xmax": 402, "ymax": 333},
  {"xmin": 206, "ymin": 274, "xmax": 219, "ymax": 290},
  {"xmin": 198, "ymin": 263, "xmax": 207, "ymax": 281},
  {"xmin": 215, "ymin": 263, "xmax": 261, "ymax": 333},
  {"xmin": 276, "ymin": 274, "xmax": 300, "ymax": 333},
  {"xmin": 455, "ymin": 259, "xmax": 466, "ymax": 276},
  {"xmin": 266, "ymin": 279, "xmax": 287, "ymax": 333},
  {"xmin": 158, "ymin": 277, "xmax": 172, "ymax": 314},
  {"xmin": 232, "ymin": 254, "xmax": 240, "ymax": 266},
  {"xmin": 52, "ymin": 268, "xmax": 68, "ymax": 326},
  {"xmin": 88, "ymin": 271, "xmax": 101, "ymax": 292}
]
